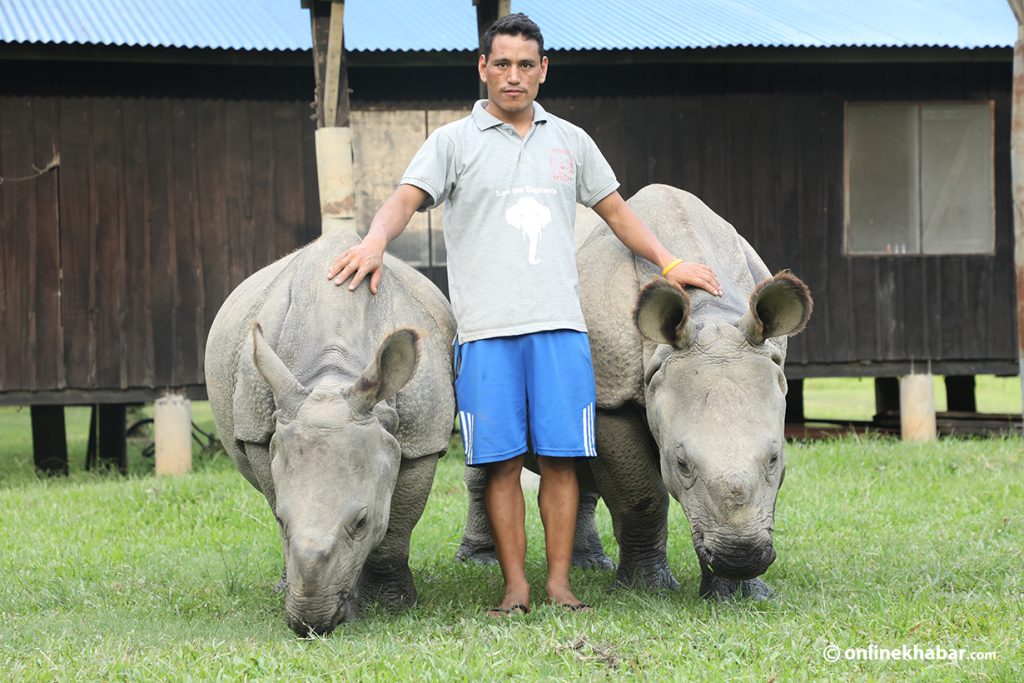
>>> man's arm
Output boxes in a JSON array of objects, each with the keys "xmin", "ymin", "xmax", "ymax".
[
  {"xmin": 591, "ymin": 191, "xmax": 722, "ymax": 296},
  {"xmin": 326, "ymin": 183, "xmax": 429, "ymax": 294}
]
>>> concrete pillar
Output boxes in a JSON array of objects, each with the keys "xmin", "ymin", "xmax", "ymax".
[
  {"xmin": 154, "ymin": 395, "xmax": 192, "ymax": 475},
  {"xmin": 315, "ymin": 126, "xmax": 357, "ymax": 236},
  {"xmin": 899, "ymin": 374, "xmax": 937, "ymax": 442}
]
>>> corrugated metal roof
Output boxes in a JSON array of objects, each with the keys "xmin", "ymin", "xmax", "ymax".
[
  {"xmin": 521, "ymin": 0, "xmax": 1017, "ymax": 51},
  {"xmin": 0, "ymin": 0, "xmax": 311, "ymax": 51},
  {"xmin": 0, "ymin": 0, "xmax": 479, "ymax": 52},
  {"xmin": 0, "ymin": 0, "xmax": 1015, "ymax": 53}
]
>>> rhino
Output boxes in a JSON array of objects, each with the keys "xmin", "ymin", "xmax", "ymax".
[
  {"xmin": 204, "ymin": 229, "xmax": 455, "ymax": 636},
  {"xmin": 457, "ymin": 184, "xmax": 811, "ymax": 600}
]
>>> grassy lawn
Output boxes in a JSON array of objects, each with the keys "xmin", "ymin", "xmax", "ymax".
[
  {"xmin": 0, "ymin": 395, "xmax": 1021, "ymax": 679},
  {"xmin": 804, "ymin": 374, "xmax": 1022, "ymax": 422}
]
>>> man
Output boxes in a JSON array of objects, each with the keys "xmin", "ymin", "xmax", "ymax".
[{"xmin": 327, "ymin": 13, "xmax": 720, "ymax": 615}]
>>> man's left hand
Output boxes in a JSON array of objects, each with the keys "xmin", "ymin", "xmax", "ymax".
[{"xmin": 664, "ymin": 261, "xmax": 722, "ymax": 297}]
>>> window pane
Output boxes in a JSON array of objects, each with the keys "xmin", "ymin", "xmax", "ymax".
[
  {"xmin": 920, "ymin": 103, "xmax": 994, "ymax": 255},
  {"xmin": 846, "ymin": 104, "xmax": 920, "ymax": 254}
]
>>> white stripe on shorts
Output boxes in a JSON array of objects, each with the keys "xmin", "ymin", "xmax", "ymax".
[
  {"xmin": 460, "ymin": 410, "xmax": 474, "ymax": 464},
  {"xmin": 582, "ymin": 402, "xmax": 596, "ymax": 458}
]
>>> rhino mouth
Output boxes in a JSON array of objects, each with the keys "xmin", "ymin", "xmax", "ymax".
[
  {"xmin": 285, "ymin": 588, "xmax": 357, "ymax": 637},
  {"xmin": 694, "ymin": 536, "xmax": 776, "ymax": 581}
]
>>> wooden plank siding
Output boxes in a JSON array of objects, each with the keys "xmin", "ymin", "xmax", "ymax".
[
  {"xmin": 542, "ymin": 59, "xmax": 1016, "ymax": 378},
  {"xmin": 0, "ymin": 57, "xmax": 1017, "ymax": 404},
  {"xmin": 0, "ymin": 62, "xmax": 320, "ymax": 402}
]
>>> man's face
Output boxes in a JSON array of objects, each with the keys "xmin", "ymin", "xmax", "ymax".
[{"xmin": 478, "ymin": 33, "xmax": 548, "ymax": 121}]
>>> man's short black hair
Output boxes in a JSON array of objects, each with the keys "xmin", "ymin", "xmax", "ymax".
[{"xmin": 481, "ymin": 13, "xmax": 545, "ymax": 60}]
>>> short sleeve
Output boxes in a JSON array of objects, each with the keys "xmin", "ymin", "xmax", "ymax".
[
  {"xmin": 574, "ymin": 130, "xmax": 619, "ymax": 208},
  {"xmin": 400, "ymin": 127, "xmax": 459, "ymax": 212}
]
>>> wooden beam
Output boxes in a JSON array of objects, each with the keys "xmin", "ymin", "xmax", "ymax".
[
  {"xmin": 873, "ymin": 377, "xmax": 901, "ymax": 421},
  {"xmin": 474, "ymin": 0, "xmax": 512, "ymax": 98},
  {"xmin": 944, "ymin": 375, "xmax": 977, "ymax": 413},
  {"xmin": 98, "ymin": 404, "xmax": 128, "ymax": 474},
  {"xmin": 1010, "ymin": 0, "xmax": 1024, "ymax": 429},
  {"xmin": 30, "ymin": 405, "xmax": 68, "ymax": 476},
  {"xmin": 784, "ymin": 378, "xmax": 805, "ymax": 423},
  {"xmin": 305, "ymin": 0, "xmax": 355, "ymax": 233},
  {"xmin": 323, "ymin": 1, "xmax": 346, "ymax": 127},
  {"xmin": 309, "ymin": 1, "xmax": 351, "ymax": 128}
]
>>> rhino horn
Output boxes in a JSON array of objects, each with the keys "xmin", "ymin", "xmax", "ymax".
[
  {"xmin": 251, "ymin": 321, "xmax": 308, "ymax": 417},
  {"xmin": 737, "ymin": 271, "xmax": 813, "ymax": 345},
  {"xmin": 634, "ymin": 280, "xmax": 694, "ymax": 349},
  {"xmin": 347, "ymin": 328, "xmax": 422, "ymax": 415}
]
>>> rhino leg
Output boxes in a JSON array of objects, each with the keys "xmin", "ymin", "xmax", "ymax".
[
  {"xmin": 571, "ymin": 463, "xmax": 615, "ymax": 570},
  {"xmin": 456, "ymin": 465, "xmax": 499, "ymax": 565},
  {"xmin": 699, "ymin": 570, "xmax": 775, "ymax": 601},
  {"xmin": 358, "ymin": 453, "xmax": 440, "ymax": 611},
  {"xmin": 591, "ymin": 408, "xmax": 679, "ymax": 591},
  {"xmin": 238, "ymin": 441, "xmax": 289, "ymax": 592}
]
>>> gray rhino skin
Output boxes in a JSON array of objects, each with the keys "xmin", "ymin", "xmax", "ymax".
[
  {"xmin": 458, "ymin": 184, "xmax": 811, "ymax": 599},
  {"xmin": 204, "ymin": 229, "xmax": 455, "ymax": 636}
]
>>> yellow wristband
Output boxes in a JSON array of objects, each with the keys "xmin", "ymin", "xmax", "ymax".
[{"xmin": 661, "ymin": 258, "xmax": 684, "ymax": 276}]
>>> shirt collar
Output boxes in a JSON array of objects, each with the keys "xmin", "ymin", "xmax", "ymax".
[{"xmin": 472, "ymin": 99, "xmax": 549, "ymax": 130}]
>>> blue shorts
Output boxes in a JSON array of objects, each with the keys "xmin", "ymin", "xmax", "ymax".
[{"xmin": 454, "ymin": 330, "xmax": 598, "ymax": 467}]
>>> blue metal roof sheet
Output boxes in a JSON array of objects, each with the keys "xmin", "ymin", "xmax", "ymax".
[
  {"xmin": 0, "ymin": 0, "xmax": 311, "ymax": 51},
  {"xmin": 521, "ymin": 0, "xmax": 1017, "ymax": 51},
  {"xmin": 0, "ymin": 0, "xmax": 1015, "ymax": 53}
]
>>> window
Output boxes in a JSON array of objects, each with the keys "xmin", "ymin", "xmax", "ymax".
[{"xmin": 845, "ymin": 102, "xmax": 994, "ymax": 255}]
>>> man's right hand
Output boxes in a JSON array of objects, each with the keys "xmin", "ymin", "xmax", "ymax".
[
  {"xmin": 326, "ymin": 184, "xmax": 428, "ymax": 295},
  {"xmin": 327, "ymin": 235, "xmax": 386, "ymax": 294}
]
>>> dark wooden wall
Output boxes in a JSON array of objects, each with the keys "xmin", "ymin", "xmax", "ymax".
[
  {"xmin": 542, "ymin": 60, "xmax": 1016, "ymax": 378},
  {"xmin": 352, "ymin": 57, "xmax": 1017, "ymax": 376},
  {"xmin": 0, "ymin": 61, "xmax": 320, "ymax": 403},
  {"xmin": 0, "ymin": 55, "xmax": 1017, "ymax": 405}
]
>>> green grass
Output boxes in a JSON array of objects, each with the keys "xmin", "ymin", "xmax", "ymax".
[
  {"xmin": 0, "ymin": 400, "xmax": 1021, "ymax": 679},
  {"xmin": 0, "ymin": 402, "xmax": 223, "ymax": 482},
  {"xmin": 805, "ymin": 375, "xmax": 1022, "ymax": 422}
]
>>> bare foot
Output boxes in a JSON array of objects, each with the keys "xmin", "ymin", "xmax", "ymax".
[
  {"xmin": 486, "ymin": 604, "xmax": 530, "ymax": 617},
  {"xmin": 488, "ymin": 584, "xmax": 530, "ymax": 617},
  {"xmin": 546, "ymin": 582, "xmax": 589, "ymax": 610}
]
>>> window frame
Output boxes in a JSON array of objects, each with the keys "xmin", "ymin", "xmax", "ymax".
[{"xmin": 843, "ymin": 99, "xmax": 996, "ymax": 257}]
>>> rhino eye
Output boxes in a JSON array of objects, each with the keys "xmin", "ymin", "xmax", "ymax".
[
  {"xmin": 349, "ymin": 507, "xmax": 369, "ymax": 537},
  {"xmin": 674, "ymin": 445, "xmax": 695, "ymax": 479}
]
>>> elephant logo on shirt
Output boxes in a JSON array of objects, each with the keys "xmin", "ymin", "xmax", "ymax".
[{"xmin": 505, "ymin": 196, "xmax": 551, "ymax": 265}]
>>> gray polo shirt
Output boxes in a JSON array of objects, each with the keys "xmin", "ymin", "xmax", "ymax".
[{"xmin": 400, "ymin": 100, "xmax": 619, "ymax": 342}]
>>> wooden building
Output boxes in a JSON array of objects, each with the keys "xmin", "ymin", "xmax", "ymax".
[{"xmin": 1, "ymin": 1, "xmax": 1019, "ymax": 469}]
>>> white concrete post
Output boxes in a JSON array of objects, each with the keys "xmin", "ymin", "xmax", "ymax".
[
  {"xmin": 899, "ymin": 374, "xmax": 937, "ymax": 442},
  {"xmin": 154, "ymin": 395, "xmax": 192, "ymax": 475},
  {"xmin": 316, "ymin": 126, "xmax": 357, "ymax": 235}
]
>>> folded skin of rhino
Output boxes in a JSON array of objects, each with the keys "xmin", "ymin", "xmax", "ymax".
[
  {"xmin": 204, "ymin": 229, "xmax": 455, "ymax": 636},
  {"xmin": 455, "ymin": 185, "xmax": 811, "ymax": 599},
  {"xmin": 579, "ymin": 184, "xmax": 812, "ymax": 599}
]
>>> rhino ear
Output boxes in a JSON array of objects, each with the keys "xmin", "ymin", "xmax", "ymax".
[
  {"xmin": 634, "ymin": 280, "xmax": 694, "ymax": 349},
  {"xmin": 251, "ymin": 321, "xmax": 308, "ymax": 417},
  {"xmin": 737, "ymin": 272, "xmax": 813, "ymax": 345},
  {"xmin": 348, "ymin": 328, "xmax": 422, "ymax": 415}
]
